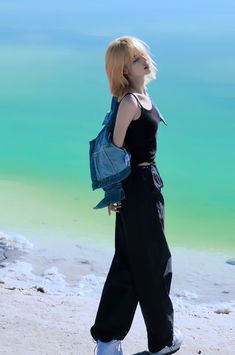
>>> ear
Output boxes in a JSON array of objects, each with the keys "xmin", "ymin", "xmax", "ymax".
[{"xmin": 123, "ymin": 66, "xmax": 128, "ymax": 75}]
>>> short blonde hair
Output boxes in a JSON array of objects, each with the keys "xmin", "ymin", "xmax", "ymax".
[{"xmin": 105, "ymin": 35, "xmax": 157, "ymax": 97}]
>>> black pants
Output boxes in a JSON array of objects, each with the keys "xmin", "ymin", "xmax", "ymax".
[{"xmin": 90, "ymin": 164, "xmax": 174, "ymax": 353}]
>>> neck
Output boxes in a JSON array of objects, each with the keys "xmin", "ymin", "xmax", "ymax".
[{"xmin": 127, "ymin": 77, "xmax": 146, "ymax": 94}]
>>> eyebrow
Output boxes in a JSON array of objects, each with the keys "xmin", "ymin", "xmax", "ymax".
[{"xmin": 133, "ymin": 53, "xmax": 139, "ymax": 59}]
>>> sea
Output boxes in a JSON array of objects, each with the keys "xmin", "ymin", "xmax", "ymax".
[{"xmin": 0, "ymin": 0, "xmax": 234, "ymax": 274}]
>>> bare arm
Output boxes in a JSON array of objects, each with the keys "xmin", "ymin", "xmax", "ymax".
[
  {"xmin": 112, "ymin": 94, "xmax": 139, "ymax": 148},
  {"xmin": 108, "ymin": 94, "xmax": 139, "ymax": 216}
]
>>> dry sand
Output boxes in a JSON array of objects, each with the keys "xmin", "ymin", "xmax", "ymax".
[
  {"xmin": 0, "ymin": 231, "xmax": 235, "ymax": 355},
  {"xmin": 0, "ymin": 286, "xmax": 234, "ymax": 355}
]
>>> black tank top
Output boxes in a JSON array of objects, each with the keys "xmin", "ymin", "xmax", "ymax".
[{"xmin": 118, "ymin": 92, "xmax": 167, "ymax": 166}]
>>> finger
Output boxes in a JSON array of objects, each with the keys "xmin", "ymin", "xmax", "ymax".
[
  {"xmin": 114, "ymin": 203, "xmax": 122, "ymax": 207},
  {"xmin": 110, "ymin": 204, "xmax": 122, "ymax": 213}
]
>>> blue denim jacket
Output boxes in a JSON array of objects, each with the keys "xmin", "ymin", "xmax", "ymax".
[{"xmin": 89, "ymin": 96, "xmax": 132, "ymax": 209}]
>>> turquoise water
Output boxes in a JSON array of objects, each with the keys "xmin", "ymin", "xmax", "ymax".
[{"xmin": 0, "ymin": 1, "xmax": 234, "ymax": 254}]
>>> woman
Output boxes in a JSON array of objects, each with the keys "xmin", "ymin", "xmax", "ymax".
[{"xmin": 90, "ymin": 36, "xmax": 183, "ymax": 355}]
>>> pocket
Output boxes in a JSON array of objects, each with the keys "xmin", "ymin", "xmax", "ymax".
[
  {"xmin": 150, "ymin": 165, "xmax": 164, "ymax": 194},
  {"xmin": 134, "ymin": 167, "xmax": 155, "ymax": 196},
  {"xmin": 130, "ymin": 165, "xmax": 164, "ymax": 196}
]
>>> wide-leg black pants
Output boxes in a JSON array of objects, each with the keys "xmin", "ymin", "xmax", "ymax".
[{"xmin": 90, "ymin": 164, "xmax": 174, "ymax": 353}]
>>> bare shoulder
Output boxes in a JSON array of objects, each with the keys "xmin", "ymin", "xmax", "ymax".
[
  {"xmin": 112, "ymin": 93, "xmax": 139, "ymax": 147},
  {"xmin": 117, "ymin": 93, "xmax": 139, "ymax": 121}
]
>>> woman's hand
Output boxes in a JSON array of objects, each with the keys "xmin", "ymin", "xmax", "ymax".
[{"xmin": 108, "ymin": 202, "xmax": 122, "ymax": 216}]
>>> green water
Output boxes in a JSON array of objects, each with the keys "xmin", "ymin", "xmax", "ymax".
[{"xmin": 0, "ymin": 2, "xmax": 234, "ymax": 254}]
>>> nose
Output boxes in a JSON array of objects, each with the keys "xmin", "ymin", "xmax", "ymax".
[
  {"xmin": 143, "ymin": 59, "xmax": 148, "ymax": 67},
  {"xmin": 142, "ymin": 57, "xmax": 148, "ymax": 65}
]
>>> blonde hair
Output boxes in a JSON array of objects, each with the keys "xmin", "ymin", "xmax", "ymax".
[{"xmin": 105, "ymin": 35, "xmax": 157, "ymax": 97}]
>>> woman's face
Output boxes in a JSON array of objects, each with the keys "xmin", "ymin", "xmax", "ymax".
[{"xmin": 125, "ymin": 53, "xmax": 151, "ymax": 78}]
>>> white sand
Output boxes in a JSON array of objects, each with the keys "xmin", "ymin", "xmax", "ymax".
[
  {"xmin": 0, "ymin": 231, "xmax": 235, "ymax": 355},
  {"xmin": 0, "ymin": 286, "xmax": 234, "ymax": 355}
]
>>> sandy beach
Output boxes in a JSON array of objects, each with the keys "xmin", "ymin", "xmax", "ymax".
[{"xmin": 0, "ymin": 230, "xmax": 235, "ymax": 355}]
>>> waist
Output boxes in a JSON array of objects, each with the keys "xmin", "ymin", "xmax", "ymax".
[
  {"xmin": 132, "ymin": 161, "xmax": 156, "ymax": 169},
  {"xmin": 137, "ymin": 161, "xmax": 152, "ymax": 166}
]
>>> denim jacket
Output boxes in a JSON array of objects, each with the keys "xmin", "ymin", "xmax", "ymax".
[{"xmin": 89, "ymin": 96, "xmax": 132, "ymax": 209}]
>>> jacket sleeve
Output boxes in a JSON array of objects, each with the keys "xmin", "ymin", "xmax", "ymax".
[{"xmin": 93, "ymin": 181, "xmax": 125, "ymax": 209}]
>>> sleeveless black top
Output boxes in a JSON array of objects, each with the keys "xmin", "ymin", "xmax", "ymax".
[{"xmin": 118, "ymin": 92, "xmax": 167, "ymax": 166}]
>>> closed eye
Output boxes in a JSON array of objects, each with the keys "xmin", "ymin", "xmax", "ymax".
[{"xmin": 133, "ymin": 57, "xmax": 139, "ymax": 63}]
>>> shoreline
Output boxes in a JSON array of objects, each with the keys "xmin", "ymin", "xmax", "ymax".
[
  {"xmin": 1, "ymin": 229, "xmax": 235, "ymax": 303},
  {"xmin": 0, "ymin": 178, "xmax": 234, "ymax": 257}
]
